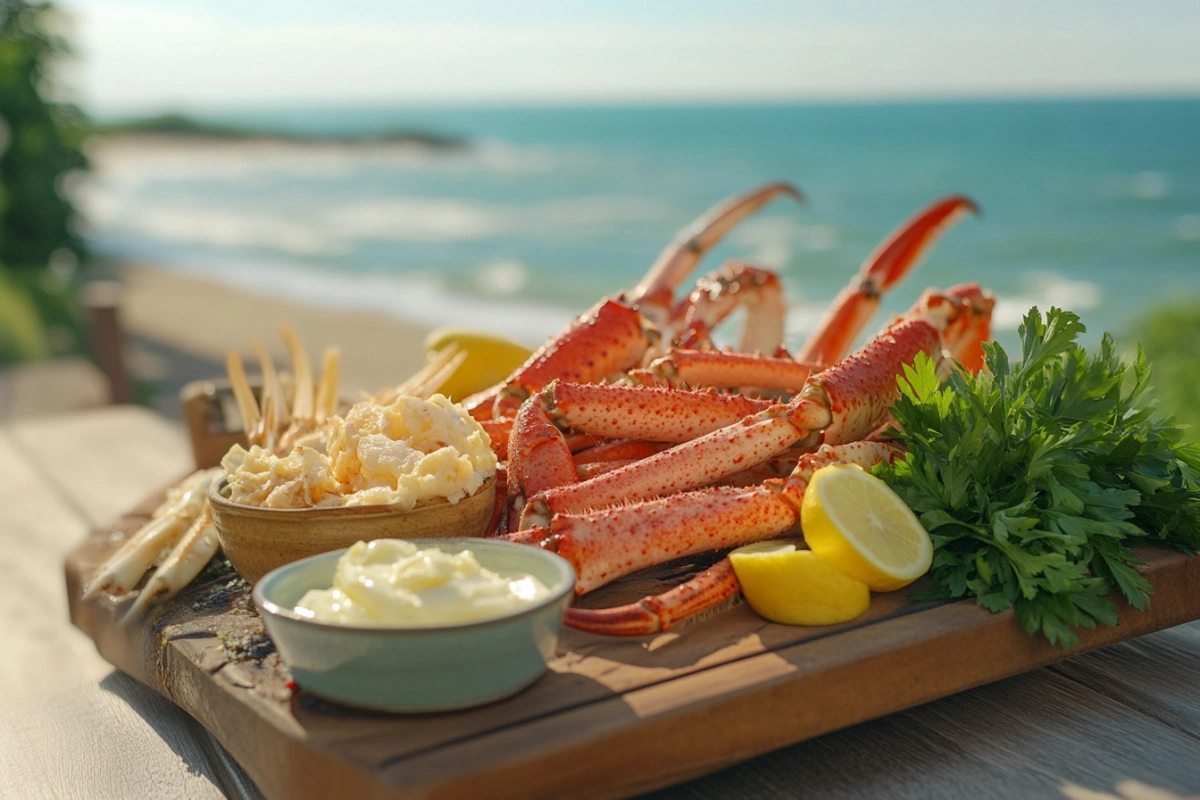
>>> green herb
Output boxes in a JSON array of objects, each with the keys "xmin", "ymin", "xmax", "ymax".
[{"xmin": 874, "ymin": 307, "xmax": 1200, "ymax": 647}]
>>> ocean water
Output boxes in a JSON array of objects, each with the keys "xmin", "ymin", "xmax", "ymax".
[{"xmin": 83, "ymin": 99, "xmax": 1200, "ymax": 350}]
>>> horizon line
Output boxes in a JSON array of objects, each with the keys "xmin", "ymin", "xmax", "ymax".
[{"xmin": 89, "ymin": 88, "xmax": 1200, "ymax": 118}]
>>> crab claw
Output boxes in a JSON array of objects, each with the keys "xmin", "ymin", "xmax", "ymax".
[{"xmin": 798, "ymin": 195, "xmax": 979, "ymax": 366}]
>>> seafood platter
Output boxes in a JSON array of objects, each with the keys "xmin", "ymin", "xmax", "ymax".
[{"xmin": 67, "ymin": 183, "xmax": 1200, "ymax": 799}]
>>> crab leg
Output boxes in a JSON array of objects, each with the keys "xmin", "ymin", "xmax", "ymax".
[
  {"xmin": 120, "ymin": 507, "xmax": 218, "ymax": 623},
  {"xmin": 507, "ymin": 383, "xmax": 779, "ymax": 521},
  {"xmin": 798, "ymin": 195, "xmax": 979, "ymax": 367},
  {"xmin": 536, "ymin": 441, "xmax": 904, "ymax": 636},
  {"xmin": 518, "ymin": 317, "xmax": 942, "ymax": 529},
  {"xmin": 576, "ymin": 460, "xmax": 640, "ymax": 480},
  {"xmin": 506, "ymin": 398, "xmax": 579, "ymax": 529},
  {"xmin": 566, "ymin": 559, "xmax": 742, "ymax": 637},
  {"xmin": 931, "ymin": 283, "xmax": 994, "ymax": 373},
  {"xmin": 573, "ymin": 439, "xmax": 669, "ymax": 465},
  {"xmin": 480, "ymin": 416, "xmax": 514, "ymax": 460},
  {"xmin": 629, "ymin": 181, "xmax": 803, "ymax": 322},
  {"xmin": 465, "ymin": 182, "xmax": 802, "ymax": 419},
  {"xmin": 542, "ymin": 382, "xmax": 778, "ymax": 442},
  {"xmin": 673, "ymin": 261, "xmax": 787, "ymax": 354},
  {"xmin": 473, "ymin": 298, "xmax": 652, "ymax": 419},
  {"xmin": 82, "ymin": 470, "xmax": 216, "ymax": 599},
  {"xmin": 644, "ymin": 349, "xmax": 821, "ymax": 393}
]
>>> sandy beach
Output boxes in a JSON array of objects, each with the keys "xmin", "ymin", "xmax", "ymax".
[{"xmin": 113, "ymin": 261, "xmax": 435, "ymax": 419}]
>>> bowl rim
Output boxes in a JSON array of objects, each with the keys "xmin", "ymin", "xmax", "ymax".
[
  {"xmin": 252, "ymin": 537, "xmax": 577, "ymax": 633},
  {"xmin": 210, "ymin": 472, "xmax": 497, "ymax": 518}
]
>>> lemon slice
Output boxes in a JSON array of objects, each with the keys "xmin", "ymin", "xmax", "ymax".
[
  {"xmin": 801, "ymin": 464, "xmax": 932, "ymax": 592},
  {"xmin": 729, "ymin": 540, "xmax": 871, "ymax": 626},
  {"xmin": 424, "ymin": 329, "xmax": 533, "ymax": 401}
]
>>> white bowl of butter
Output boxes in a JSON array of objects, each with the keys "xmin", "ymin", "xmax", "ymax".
[{"xmin": 253, "ymin": 537, "xmax": 575, "ymax": 712}]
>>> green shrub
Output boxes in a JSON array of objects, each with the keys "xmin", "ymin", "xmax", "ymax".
[
  {"xmin": 0, "ymin": 0, "xmax": 89, "ymax": 272},
  {"xmin": 1131, "ymin": 302, "xmax": 1200, "ymax": 439},
  {"xmin": 0, "ymin": 272, "xmax": 47, "ymax": 360}
]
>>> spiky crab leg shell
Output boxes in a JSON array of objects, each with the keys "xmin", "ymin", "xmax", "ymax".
[
  {"xmin": 541, "ymin": 481, "xmax": 803, "ymax": 593},
  {"xmin": 648, "ymin": 349, "xmax": 820, "ymax": 393},
  {"xmin": 576, "ymin": 459, "xmax": 639, "ymax": 480},
  {"xmin": 521, "ymin": 408, "xmax": 811, "ymax": 528},
  {"xmin": 553, "ymin": 441, "xmax": 904, "ymax": 636},
  {"xmin": 932, "ymin": 283, "xmax": 995, "ymax": 375},
  {"xmin": 490, "ymin": 298, "xmax": 651, "ymax": 418},
  {"xmin": 565, "ymin": 558, "xmax": 741, "ymax": 636},
  {"xmin": 547, "ymin": 382, "xmax": 778, "ymax": 443},
  {"xmin": 524, "ymin": 318, "xmax": 937, "ymax": 526},
  {"xmin": 673, "ymin": 261, "xmax": 787, "ymax": 354},
  {"xmin": 630, "ymin": 182, "xmax": 803, "ymax": 317},
  {"xmin": 798, "ymin": 195, "xmax": 978, "ymax": 367},
  {"xmin": 506, "ymin": 395, "xmax": 579, "ymax": 531},
  {"xmin": 479, "ymin": 416, "xmax": 514, "ymax": 461},
  {"xmin": 573, "ymin": 439, "xmax": 670, "ymax": 465},
  {"xmin": 798, "ymin": 317, "xmax": 941, "ymax": 445}
]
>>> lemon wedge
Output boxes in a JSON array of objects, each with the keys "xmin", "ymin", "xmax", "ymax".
[
  {"xmin": 729, "ymin": 540, "xmax": 871, "ymax": 626},
  {"xmin": 424, "ymin": 329, "xmax": 533, "ymax": 401},
  {"xmin": 801, "ymin": 464, "xmax": 932, "ymax": 592}
]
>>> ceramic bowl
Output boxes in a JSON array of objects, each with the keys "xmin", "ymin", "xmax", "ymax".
[
  {"xmin": 209, "ymin": 474, "xmax": 497, "ymax": 584},
  {"xmin": 252, "ymin": 538, "xmax": 576, "ymax": 712}
]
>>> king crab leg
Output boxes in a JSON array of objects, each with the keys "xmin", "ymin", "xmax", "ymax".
[
  {"xmin": 515, "ymin": 441, "xmax": 905, "ymax": 635},
  {"xmin": 515, "ymin": 311, "xmax": 951, "ymax": 529},
  {"xmin": 798, "ymin": 195, "xmax": 979, "ymax": 367},
  {"xmin": 640, "ymin": 349, "xmax": 821, "ymax": 393},
  {"xmin": 672, "ymin": 261, "xmax": 788, "ymax": 354},
  {"xmin": 463, "ymin": 182, "xmax": 802, "ymax": 420}
]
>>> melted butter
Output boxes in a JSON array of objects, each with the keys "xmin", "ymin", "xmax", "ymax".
[{"xmin": 294, "ymin": 539, "xmax": 550, "ymax": 627}]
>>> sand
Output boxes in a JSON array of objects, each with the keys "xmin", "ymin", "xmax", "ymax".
[{"xmin": 113, "ymin": 262, "xmax": 435, "ymax": 419}]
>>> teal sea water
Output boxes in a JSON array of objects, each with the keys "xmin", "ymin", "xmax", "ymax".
[{"xmin": 85, "ymin": 98, "xmax": 1200, "ymax": 349}]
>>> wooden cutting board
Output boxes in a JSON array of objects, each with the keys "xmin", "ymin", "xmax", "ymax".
[{"xmin": 66, "ymin": 487, "xmax": 1200, "ymax": 800}]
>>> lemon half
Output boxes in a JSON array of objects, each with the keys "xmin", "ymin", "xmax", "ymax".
[
  {"xmin": 729, "ymin": 540, "xmax": 871, "ymax": 626},
  {"xmin": 801, "ymin": 464, "xmax": 932, "ymax": 592},
  {"xmin": 424, "ymin": 329, "xmax": 533, "ymax": 401}
]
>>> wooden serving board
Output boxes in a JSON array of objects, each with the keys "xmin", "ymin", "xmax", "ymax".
[{"xmin": 66, "ymin": 486, "xmax": 1200, "ymax": 800}]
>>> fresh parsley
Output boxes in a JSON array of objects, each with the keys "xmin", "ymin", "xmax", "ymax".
[{"xmin": 874, "ymin": 307, "xmax": 1200, "ymax": 647}]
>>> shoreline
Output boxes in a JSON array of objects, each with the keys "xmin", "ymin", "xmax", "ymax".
[{"xmin": 112, "ymin": 261, "xmax": 436, "ymax": 419}]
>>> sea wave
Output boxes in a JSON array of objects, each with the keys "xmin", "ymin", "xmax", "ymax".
[
  {"xmin": 81, "ymin": 177, "xmax": 673, "ymax": 252},
  {"xmin": 149, "ymin": 253, "xmax": 577, "ymax": 346},
  {"xmin": 992, "ymin": 272, "xmax": 1103, "ymax": 331}
]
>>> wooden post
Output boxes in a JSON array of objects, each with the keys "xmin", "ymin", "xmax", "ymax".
[{"xmin": 81, "ymin": 280, "xmax": 133, "ymax": 405}]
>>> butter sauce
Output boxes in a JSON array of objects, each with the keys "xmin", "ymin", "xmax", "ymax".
[{"xmin": 294, "ymin": 539, "xmax": 550, "ymax": 627}]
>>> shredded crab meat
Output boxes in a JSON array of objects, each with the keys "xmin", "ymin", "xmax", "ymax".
[
  {"xmin": 222, "ymin": 394, "xmax": 497, "ymax": 510},
  {"xmin": 222, "ymin": 444, "xmax": 341, "ymax": 509}
]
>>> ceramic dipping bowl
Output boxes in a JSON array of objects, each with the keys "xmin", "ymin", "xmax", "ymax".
[
  {"xmin": 252, "ymin": 538, "xmax": 576, "ymax": 712},
  {"xmin": 208, "ymin": 473, "xmax": 497, "ymax": 585}
]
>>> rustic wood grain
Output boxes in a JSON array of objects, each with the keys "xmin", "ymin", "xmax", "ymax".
[
  {"xmin": 640, "ymin": 637, "xmax": 1200, "ymax": 800},
  {"xmin": 0, "ymin": 409, "xmax": 262, "ymax": 800},
  {"xmin": 65, "ymin": 477, "xmax": 1200, "ymax": 800}
]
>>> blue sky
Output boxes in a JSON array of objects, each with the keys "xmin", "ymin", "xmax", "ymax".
[{"xmin": 58, "ymin": 0, "xmax": 1200, "ymax": 112}]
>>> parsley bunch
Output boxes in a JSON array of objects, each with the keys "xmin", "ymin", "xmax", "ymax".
[{"xmin": 875, "ymin": 307, "xmax": 1200, "ymax": 647}]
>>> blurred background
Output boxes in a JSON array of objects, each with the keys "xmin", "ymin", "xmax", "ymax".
[{"xmin": 1, "ymin": 0, "xmax": 1198, "ymax": 428}]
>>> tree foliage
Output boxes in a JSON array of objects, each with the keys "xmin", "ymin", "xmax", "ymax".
[{"xmin": 0, "ymin": 0, "xmax": 88, "ymax": 270}]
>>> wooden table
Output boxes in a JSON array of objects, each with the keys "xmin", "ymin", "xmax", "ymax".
[{"xmin": 5, "ymin": 406, "xmax": 1200, "ymax": 800}]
